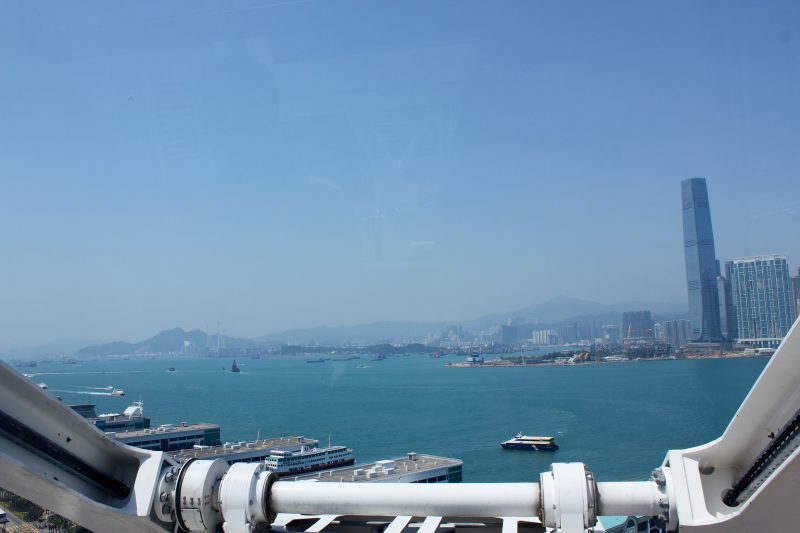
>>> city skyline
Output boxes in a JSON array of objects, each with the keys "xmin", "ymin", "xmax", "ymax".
[{"xmin": 2, "ymin": 2, "xmax": 800, "ymax": 347}]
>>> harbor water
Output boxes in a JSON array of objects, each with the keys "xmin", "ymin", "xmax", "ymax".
[{"xmin": 30, "ymin": 355, "xmax": 768, "ymax": 482}]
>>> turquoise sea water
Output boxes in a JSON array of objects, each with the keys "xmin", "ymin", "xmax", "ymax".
[{"xmin": 29, "ymin": 355, "xmax": 768, "ymax": 482}]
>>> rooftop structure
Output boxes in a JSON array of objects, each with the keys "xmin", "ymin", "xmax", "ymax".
[
  {"xmin": 69, "ymin": 404, "xmax": 98, "ymax": 418},
  {"xmin": 171, "ymin": 436, "xmax": 319, "ymax": 464},
  {"xmin": 71, "ymin": 401, "xmax": 151, "ymax": 432},
  {"xmin": 110, "ymin": 422, "xmax": 221, "ymax": 452},
  {"xmin": 288, "ymin": 453, "xmax": 462, "ymax": 484}
]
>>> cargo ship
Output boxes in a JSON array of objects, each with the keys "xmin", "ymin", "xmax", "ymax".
[{"xmin": 500, "ymin": 433, "xmax": 558, "ymax": 451}]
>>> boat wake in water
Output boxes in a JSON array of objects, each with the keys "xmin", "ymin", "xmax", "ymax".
[
  {"xmin": 49, "ymin": 389, "xmax": 114, "ymax": 396},
  {"xmin": 24, "ymin": 370, "xmax": 145, "ymax": 377}
]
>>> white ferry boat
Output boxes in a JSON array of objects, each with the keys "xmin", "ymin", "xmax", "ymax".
[
  {"xmin": 265, "ymin": 445, "xmax": 355, "ymax": 476},
  {"xmin": 500, "ymin": 433, "xmax": 559, "ymax": 451}
]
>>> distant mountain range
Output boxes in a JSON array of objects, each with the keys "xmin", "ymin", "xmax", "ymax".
[
  {"xmin": 73, "ymin": 328, "xmax": 257, "ymax": 358},
  {"xmin": 6, "ymin": 295, "xmax": 687, "ymax": 358}
]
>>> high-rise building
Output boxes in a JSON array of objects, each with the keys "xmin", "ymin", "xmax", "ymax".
[
  {"xmin": 730, "ymin": 255, "xmax": 795, "ymax": 347},
  {"xmin": 602, "ymin": 324, "xmax": 620, "ymax": 342},
  {"xmin": 717, "ymin": 275, "xmax": 738, "ymax": 340},
  {"xmin": 621, "ymin": 311, "xmax": 654, "ymax": 341},
  {"xmin": 791, "ymin": 268, "xmax": 800, "ymax": 320},
  {"xmin": 516, "ymin": 323, "xmax": 535, "ymax": 340},
  {"xmin": 532, "ymin": 329, "xmax": 558, "ymax": 345},
  {"xmin": 663, "ymin": 319, "xmax": 692, "ymax": 348},
  {"xmin": 681, "ymin": 178, "xmax": 723, "ymax": 342},
  {"xmin": 558, "ymin": 323, "xmax": 578, "ymax": 344},
  {"xmin": 500, "ymin": 325, "xmax": 518, "ymax": 345}
]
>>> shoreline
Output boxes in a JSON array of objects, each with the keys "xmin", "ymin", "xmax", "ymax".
[{"xmin": 445, "ymin": 352, "xmax": 770, "ymax": 368}]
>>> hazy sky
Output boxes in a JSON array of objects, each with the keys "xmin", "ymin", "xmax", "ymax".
[{"xmin": 2, "ymin": 1, "xmax": 799, "ymax": 347}]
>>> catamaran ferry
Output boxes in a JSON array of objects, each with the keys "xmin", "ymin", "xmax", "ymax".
[
  {"xmin": 265, "ymin": 445, "xmax": 355, "ymax": 476},
  {"xmin": 500, "ymin": 433, "xmax": 559, "ymax": 451}
]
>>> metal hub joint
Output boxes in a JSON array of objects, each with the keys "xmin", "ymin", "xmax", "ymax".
[{"xmin": 540, "ymin": 463, "xmax": 597, "ymax": 533}]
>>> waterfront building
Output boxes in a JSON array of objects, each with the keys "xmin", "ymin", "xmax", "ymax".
[
  {"xmin": 111, "ymin": 422, "xmax": 222, "ymax": 451},
  {"xmin": 516, "ymin": 323, "xmax": 535, "ymax": 341},
  {"xmin": 621, "ymin": 311, "xmax": 654, "ymax": 341},
  {"xmin": 70, "ymin": 404, "xmax": 99, "ymax": 418},
  {"xmin": 717, "ymin": 274, "xmax": 738, "ymax": 340},
  {"xmin": 558, "ymin": 323, "xmax": 579, "ymax": 344},
  {"xmin": 500, "ymin": 325, "xmax": 518, "ymax": 345},
  {"xmin": 532, "ymin": 328, "xmax": 559, "ymax": 345},
  {"xmin": 602, "ymin": 324, "xmax": 620, "ymax": 342},
  {"xmin": 730, "ymin": 255, "xmax": 795, "ymax": 347},
  {"xmin": 663, "ymin": 320, "xmax": 692, "ymax": 348},
  {"xmin": 681, "ymin": 177, "xmax": 723, "ymax": 342},
  {"xmin": 71, "ymin": 401, "xmax": 151, "ymax": 431},
  {"xmin": 574, "ymin": 320, "xmax": 602, "ymax": 342},
  {"xmin": 171, "ymin": 436, "xmax": 320, "ymax": 464},
  {"xmin": 654, "ymin": 322, "xmax": 665, "ymax": 340},
  {"xmin": 288, "ymin": 453, "xmax": 463, "ymax": 484},
  {"xmin": 792, "ymin": 268, "xmax": 800, "ymax": 319}
]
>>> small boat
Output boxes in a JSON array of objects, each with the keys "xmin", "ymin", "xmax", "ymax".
[
  {"xmin": 111, "ymin": 389, "xmax": 125, "ymax": 397},
  {"xmin": 306, "ymin": 358, "xmax": 327, "ymax": 363},
  {"xmin": 168, "ymin": 367, "xmax": 176, "ymax": 372},
  {"xmin": 37, "ymin": 382, "xmax": 48, "ymax": 389},
  {"xmin": 501, "ymin": 433, "xmax": 558, "ymax": 451},
  {"xmin": 370, "ymin": 355, "xmax": 386, "ymax": 362},
  {"xmin": 231, "ymin": 360, "xmax": 241, "ymax": 373}
]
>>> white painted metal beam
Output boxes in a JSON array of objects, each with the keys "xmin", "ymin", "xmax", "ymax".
[{"xmin": 270, "ymin": 482, "xmax": 541, "ymax": 518}]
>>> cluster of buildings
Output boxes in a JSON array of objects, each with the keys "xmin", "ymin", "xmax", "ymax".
[
  {"xmin": 71, "ymin": 401, "xmax": 462, "ymax": 485},
  {"xmin": 477, "ymin": 178, "xmax": 798, "ymax": 354},
  {"xmin": 681, "ymin": 178, "xmax": 799, "ymax": 348}
]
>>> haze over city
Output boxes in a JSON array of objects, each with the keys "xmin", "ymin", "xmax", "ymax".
[{"xmin": 2, "ymin": 1, "xmax": 799, "ymax": 348}]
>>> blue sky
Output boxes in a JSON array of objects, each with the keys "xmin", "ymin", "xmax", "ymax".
[{"xmin": 1, "ymin": 1, "xmax": 799, "ymax": 347}]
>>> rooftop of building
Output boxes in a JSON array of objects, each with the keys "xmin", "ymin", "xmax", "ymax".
[
  {"xmin": 288, "ymin": 453, "xmax": 462, "ymax": 483},
  {"xmin": 732, "ymin": 254, "xmax": 788, "ymax": 263},
  {"xmin": 171, "ymin": 436, "xmax": 320, "ymax": 461},
  {"xmin": 109, "ymin": 422, "xmax": 220, "ymax": 439}
]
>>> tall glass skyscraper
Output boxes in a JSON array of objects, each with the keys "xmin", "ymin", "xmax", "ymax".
[
  {"xmin": 681, "ymin": 178, "xmax": 723, "ymax": 342},
  {"xmin": 730, "ymin": 255, "xmax": 794, "ymax": 347}
]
